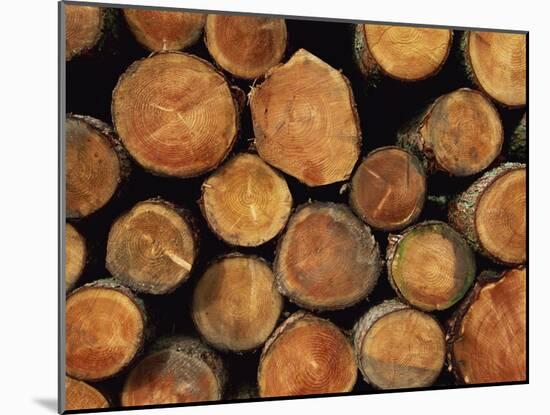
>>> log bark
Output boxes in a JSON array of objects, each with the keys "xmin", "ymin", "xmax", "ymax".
[
  {"xmin": 258, "ymin": 311, "xmax": 357, "ymax": 397},
  {"xmin": 397, "ymin": 88, "xmax": 503, "ymax": 176},
  {"xmin": 354, "ymin": 24, "xmax": 452, "ymax": 83},
  {"xmin": 508, "ymin": 113, "xmax": 527, "ymax": 162},
  {"xmin": 65, "ymin": 4, "xmax": 104, "ymax": 60},
  {"xmin": 192, "ymin": 254, "xmax": 283, "ymax": 352},
  {"xmin": 65, "ymin": 223, "xmax": 86, "ymax": 292},
  {"xmin": 200, "ymin": 153, "xmax": 292, "ymax": 247},
  {"xmin": 66, "ymin": 279, "xmax": 149, "ymax": 381},
  {"xmin": 66, "ymin": 114, "xmax": 130, "ymax": 219},
  {"xmin": 65, "ymin": 376, "xmax": 110, "ymax": 410},
  {"xmin": 447, "ymin": 268, "xmax": 526, "ymax": 384},
  {"xmin": 123, "ymin": 9, "xmax": 206, "ymax": 52},
  {"xmin": 205, "ymin": 15, "xmax": 287, "ymax": 79},
  {"xmin": 353, "ymin": 299, "xmax": 445, "ymax": 389},
  {"xmin": 386, "ymin": 220, "xmax": 476, "ymax": 311},
  {"xmin": 448, "ymin": 162, "xmax": 526, "ymax": 265},
  {"xmin": 112, "ymin": 51, "xmax": 239, "ymax": 178},
  {"xmin": 121, "ymin": 336, "xmax": 226, "ymax": 406},
  {"xmin": 349, "ymin": 146, "xmax": 426, "ymax": 231},
  {"xmin": 106, "ymin": 198, "xmax": 198, "ymax": 295},
  {"xmin": 275, "ymin": 202, "xmax": 381, "ymax": 311},
  {"xmin": 250, "ymin": 48, "xmax": 361, "ymax": 186},
  {"xmin": 461, "ymin": 31, "xmax": 527, "ymax": 108}
]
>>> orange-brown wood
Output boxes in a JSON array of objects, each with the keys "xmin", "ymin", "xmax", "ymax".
[
  {"xmin": 66, "ymin": 223, "xmax": 86, "ymax": 292},
  {"xmin": 65, "ymin": 376, "xmax": 109, "ymax": 410},
  {"xmin": 65, "ymin": 5, "xmax": 103, "ymax": 60}
]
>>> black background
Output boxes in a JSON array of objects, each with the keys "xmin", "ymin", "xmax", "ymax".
[{"xmin": 65, "ymin": 6, "xmax": 526, "ymax": 408}]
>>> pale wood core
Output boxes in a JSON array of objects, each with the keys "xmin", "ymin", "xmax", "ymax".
[
  {"xmin": 65, "ymin": 5, "xmax": 103, "ymax": 60},
  {"xmin": 66, "ymin": 224, "xmax": 86, "ymax": 291},
  {"xmin": 65, "ymin": 376, "xmax": 109, "ymax": 410}
]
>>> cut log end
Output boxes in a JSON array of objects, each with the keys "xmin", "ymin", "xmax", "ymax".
[
  {"xmin": 275, "ymin": 202, "xmax": 381, "ymax": 310},
  {"xmin": 66, "ymin": 115, "xmax": 125, "ymax": 218},
  {"xmin": 466, "ymin": 31, "xmax": 526, "ymax": 107},
  {"xmin": 66, "ymin": 280, "xmax": 146, "ymax": 381},
  {"xmin": 250, "ymin": 48, "xmax": 361, "ymax": 186},
  {"xmin": 258, "ymin": 312, "xmax": 357, "ymax": 397},
  {"xmin": 106, "ymin": 199, "xmax": 197, "ymax": 295},
  {"xmin": 362, "ymin": 24, "xmax": 452, "ymax": 81},
  {"xmin": 66, "ymin": 223, "xmax": 86, "ymax": 292},
  {"xmin": 65, "ymin": 5, "xmax": 104, "ymax": 60},
  {"xmin": 206, "ymin": 15, "xmax": 287, "ymax": 79},
  {"xmin": 350, "ymin": 147, "xmax": 426, "ymax": 231},
  {"xmin": 201, "ymin": 153, "xmax": 292, "ymax": 247},
  {"xmin": 121, "ymin": 337, "xmax": 225, "ymax": 406},
  {"xmin": 123, "ymin": 9, "xmax": 206, "ymax": 52},
  {"xmin": 65, "ymin": 376, "xmax": 110, "ymax": 410},
  {"xmin": 192, "ymin": 255, "xmax": 283, "ymax": 352},
  {"xmin": 112, "ymin": 52, "xmax": 238, "ymax": 178},
  {"xmin": 449, "ymin": 268, "xmax": 526, "ymax": 384},
  {"xmin": 387, "ymin": 221, "xmax": 476, "ymax": 311},
  {"xmin": 354, "ymin": 300, "xmax": 445, "ymax": 389}
]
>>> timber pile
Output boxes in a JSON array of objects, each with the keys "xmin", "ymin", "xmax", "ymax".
[{"xmin": 64, "ymin": 4, "xmax": 528, "ymax": 411}]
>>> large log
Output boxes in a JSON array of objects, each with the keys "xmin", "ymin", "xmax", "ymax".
[
  {"xmin": 65, "ymin": 376, "xmax": 110, "ymax": 410},
  {"xmin": 205, "ymin": 15, "xmax": 287, "ymax": 79},
  {"xmin": 123, "ymin": 9, "xmax": 206, "ymax": 52},
  {"xmin": 353, "ymin": 299, "xmax": 445, "ymax": 389},
  {"xmin": 448, "ymin": 163, "xmax": 526, "ymax": 265},
  {"xmin": 447, "ymin": 268, "xmax": 526, "ymax": 384},
  {"xmin": 65, "ymin": 223, "xmax": 86, "ymax": 292},
  {"xmin": 258, "ymin": 311, "xmax": 357, "ymax": 397},
  {"xmin": 461, "ymin": 31, "xmax": 527, "ymax": 107},
  {"xmin": 250, "ymin": 48, "xmax": 361, "ymax": 186},
  {"xmin": 121, "ymin": 337, "xmax": 226, "ymax": 406},
  {"xmin": 192, "ymin": 254, "xmax": 283, "ymax": 352},
  {"xmin": 275, "ymin": 202, "xmax": 381, "ymax": 311},
  {"xmin": 397, "ymin": 88, "xmax": 503, "ymax": 176},
  {"xmin": 200, "ymin": 153, "xmax": 292, "ymax": 247},
  {"xmin": 106, "ymin": 198, "xmax": 198, "ymax": 295},
  {"xmin": 349, "ymin": 146, "xmax": 426, "ymax": 231},
  {"xmin": 112, "ymin": 52, "xmax": 239, "ymax": 177},
  {"xmin": 65, "ymin": 4, "xmax": 104, "ymax": 60},
  {"xmin": 65, "ymin": 279, "xmax": 149, "ymax": 381},
  {"xmin": 386, "ymin": 221, "xmax": 476, "ymax": 311}
]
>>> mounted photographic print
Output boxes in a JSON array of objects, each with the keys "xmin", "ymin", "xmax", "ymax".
[{"xmin": 60, "ymin": 0, "xmax": 528, "ymax": 413}]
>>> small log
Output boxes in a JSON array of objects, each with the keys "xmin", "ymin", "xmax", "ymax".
[
  {"xmin": 448, "ymin": 162, "xmax": 526, "ymax": 265},
  {"xmin": 354, "ymin": 24, "xmax": 452, "ymax": 83},
  {"xmin": 65, "ymin": 376, "xmax": 110, "ymax": 410},
  {"xmin": 121, "ymin": 337, "xmax": 226, "ymax": 406},
  {"xmin": 200, "ymin": 153, "xmax": 292, "ymax": 247},
  {"xmin": 353, "ymin": 299, "xmax": 445, "ymax": 390},
  {"xmin": 275, "ymin": 202, "xmax": 381, "ymax": 311},
  {"xmin": 349, "ymin": 146, "xmax": 426, "ymax": 231},
  {"xmin": 397, "ymin": 88, "xmax": 503, "ymax": 176},
  {"xmin": 461, "ymin": 31, "xmax": 526, "ymax": 107},
  {"xmin": 66, "ymin": 114, "xmax": 130, "ymax": 219},
  {"xmin": 65, "ymin": 223, "xmax": 86, "ymax": 292},
  {"xmin": 112, "ymin": 52, "xmax": 239, "ymax": 178},
  {"xmin": 386, "ymin": 221, "xmax": 476, "ymax": 311},
  {"xmin": 250, "ymin": 48, "xmax": 361, "ymax": 186},
  {"xmin": 258, "ymin": 311, "xmax": 357, "ymax": 397},
  {"xmin": 123, "ymin": 9, "xmax": 206, "ymax": 52},
  {"xmin": 66, "ymin": 279, "xmax": 149, "ymax": 381},
  {"xmin": 508, "ymin": 113, "xmax": 527, "ymax": 162},
  {"xmin": 192, "ymin": 254, "xmax": 283, "ymax": 352},
  {"xmin": 205, "ymin": 15, "xmax": 287, "ymax": 79},
  {"xmin": 106, "ymin": 198, "xmax": 198, "ymax": 295},
  {"xmin": 447, "ymin": 268, "xmax": 526, "ymax": 384},
  {"xmin": 65, "ymin": 4, "xmax": 104, "ymax": 60}
]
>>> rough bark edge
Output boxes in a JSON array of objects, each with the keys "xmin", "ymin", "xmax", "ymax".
[
  {"xmin": 386, "ymin": 220, "xmax": 476, "ymax": 311},
  {"xmin": 65, "ymin": 223, "xmax": 88, "ymax": 293},
  {"xmin": 191, "ymin": 252, "xmax": 284, "ymax": 354},
  {"xmin": 66, "ymin": 278, "xmax": 152, "ymax": 382},
  {"xmin": 508, "ymin": 114, "xmax": 527, "ymax": 162},
  {"xmin": 447, "ymin": 162, "xmax": 526, "ymax": 266},
  {"xmin": 445, "ymin": 268, "xmax": 524, "ymax": 384},
  {"xmin": 65, "ymin": 6, "xmax": 106, "ymax": 61},
  {"xmin": 65, "ymin": 376, "xmax": 112, "ymax": 410},
  {"xmin": 249, "ymin": 48, "xmax": 362, "ymax": 187},
  {"xmin": 348, "ymin": 146, "xmax": 427, "ymax": 231},
  {"xmin": 273, "ymin": 201, "xmax": 382, "ymax": 311},
  {"xmin": 111, "ymin": 51, "xmax": 240, "ymax": 179},
  {"xmin": 106, "ymin": 197, "xmax": 200, "ymax": 295},
  {"xmin": 198, "ymin": 152, "xmax": 293, "ymax": 247},
  {"xmin": 66, "ymin": 114, "xmax": 131, "ymax": 219}
]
